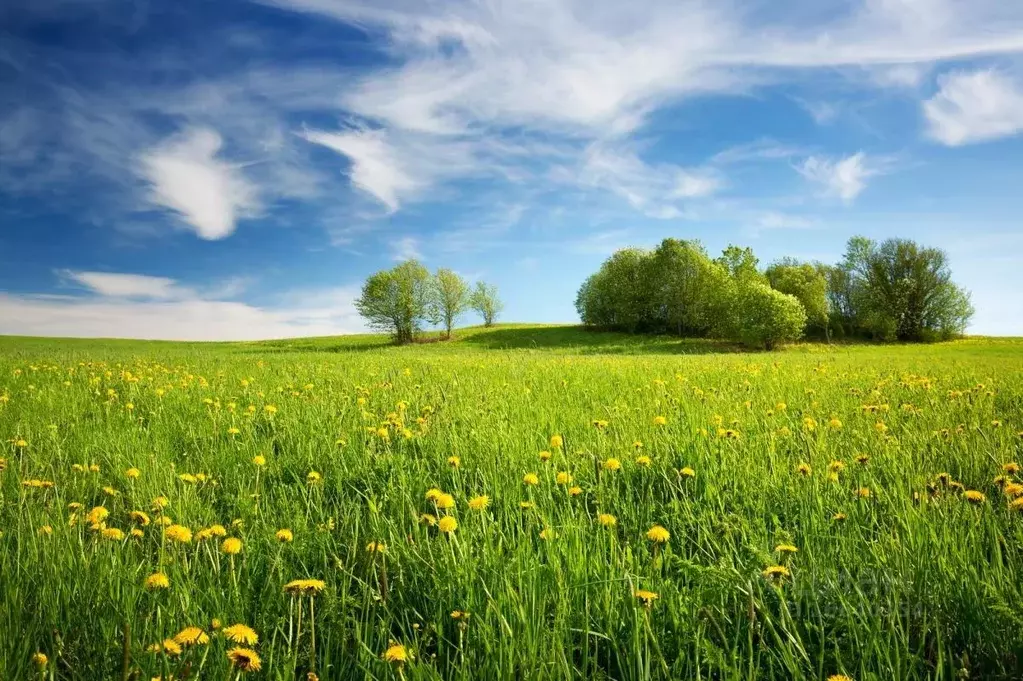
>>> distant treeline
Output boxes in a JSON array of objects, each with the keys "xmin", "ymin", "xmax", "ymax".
[{"xmin": 575, "ymin": 236, "xmax": 974, "ymax": 349}]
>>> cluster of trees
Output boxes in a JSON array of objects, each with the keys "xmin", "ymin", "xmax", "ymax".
[
  {"xmin": 356, "ymin": 260, "xmax": 503, "ymax": 344},
  {"xmin": 576, "ymin": 236, "xmax": 974, "ymax": 349}
]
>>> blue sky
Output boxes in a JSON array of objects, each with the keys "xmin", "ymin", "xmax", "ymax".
[{"xmin": 2, "ymin": 0, "xmax": 1023, "ymax": 340}]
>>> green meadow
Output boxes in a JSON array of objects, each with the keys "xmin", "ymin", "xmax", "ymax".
[{"xmin": 3, "ymin": 326, "xmax": 1023, "ymax": 680}]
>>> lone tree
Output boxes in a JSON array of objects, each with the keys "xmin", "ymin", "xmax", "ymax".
[
  {"xmin": 434, "ymin": 268, "xmax": 471, "ymax": 339},
  {"xmin": 355, "ymin": 260, "xmax": 436, "ymax": 344},
  {"xmin": 471, "ymin": 281, "xmax": 503, "ymax": 327}
]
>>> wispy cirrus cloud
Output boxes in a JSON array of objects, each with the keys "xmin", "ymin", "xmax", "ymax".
[
  {"xmin": 796, "ymin": 152, "xmax": 888, "ymax": 203},
  {"xmin": 569, "ymin": 142, "xmax": 720, "ymax": 219}
]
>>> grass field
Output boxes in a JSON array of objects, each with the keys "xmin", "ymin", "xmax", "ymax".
[{"xmin": 3, "ymin": 325, "xmax": 1023, "ymax": 680}]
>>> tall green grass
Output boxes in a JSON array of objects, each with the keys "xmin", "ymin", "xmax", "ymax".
[{"xmin": 2, "ymin": 328, "xmax": 1022, "ymax": 679}]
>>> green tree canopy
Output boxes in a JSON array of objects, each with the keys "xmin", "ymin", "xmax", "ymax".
[
  {"xmin": 434, "ymin": 268, "xmax": 471, "ymax": 338},
  {"xmin": 470, "ymin": 281, "xmax": 503, "ymax": 327},
  {"xmin": 355, "ymin": 260, "xmax": 436, "ymax": 345}
]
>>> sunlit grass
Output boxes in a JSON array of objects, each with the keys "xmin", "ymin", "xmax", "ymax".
[{"xmin": 2, "ymin": 327, "xmax": 1022, "ymax": 679}]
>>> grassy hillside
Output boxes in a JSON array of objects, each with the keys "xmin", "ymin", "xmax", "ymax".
[{"xmin": 2, "ymin": 327, "xmax": 1023, "ymax": 679}]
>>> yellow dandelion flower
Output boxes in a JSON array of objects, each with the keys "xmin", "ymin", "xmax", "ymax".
[
  {"xmin": 306, "ymin": 471, "xmax": 321, "ymax": 484},
  {"xmin": 635, "ymin": 455, "xmax": 652, "ymax": 467},
  {"xmin": 964, "ymin": 490, "xmax": 986, "ymax": 504},
  {"xmin": 221, "ymin": 537, "xmax": 243, "ymax": 554},
  {"xmin": 1009, "ymin": 497, "xmax": 1023, "ymax": 512},
  {"xmin": 598, "ymin": 513, "xmax": 617, "ymax": 527},
  {"xmin": 603, "ymin": 458, "xmax": 621, "ymax": 472},
  {"xmin": 174, "ymin": 627, "xmax": 210, "ymax": 646},
  {"xmin": 523, "ymin": 473, "xmax": 539, "ymax": 486},
  {"xmin": 32, "ymin": 652, "xmax": 48, "ymax": 668},
  {"xmin": 38, "ymin": 525, "xmax": 53, "ymax": 536},
  {"xmin": 144, "ymin": 572, "xmax": 170, "ymax": 590},
  {"xmin": 549, "ymin": 434, "xmax": 563, "ymax": 449},
  {"xmin": 227, "ymin": 647, "xmax": 262, "ymax": 672},
  {"xmin": 86, "ymin": 506, "xmax": 109, "ymax": 525},
  {"xmin": 223, "ymin": 624, "xmax": 259, "ymax": 645},
  {"xmin": 538, "ymin": 450, "xmax": 552, "ymax": 462},
  {"xmin": 152, "ymin": 496, "xmax": 169, "ymax": 510},
  {"xmin": 468, "ymin": 495, "xmax": 490, "ymax": 510},
  {"xmin": 679, "ymin": 466, "xmax": 696, "ymax": 478},
  {"xmin": 130, "ymin": 528, "xmax": 144, "ymax": 539},
  {"xmin": 165, "ymin": 525, "xmax": 192, "ymax": 543},
  {"xmin": 646, "ymin": 525, "xmax": 670, "ymax": 543},
  {"xmin": 148, "ymin": 639, "xmax": 182, "ymax": 656},
  {"xmin": 775, "ymin": 544, "xmax": 798, "ymax": 554},
  {"xmin": 1003, "ymin": 462, "xmax": 1020, "ymax": 475},
  {"xmin": 438, "ymin": 516, "xmax": 458, "ymax": 533},
  {"xmin": 539, "ymin": 527, "xmax": 557, "ymax": 540},
  {"xmin": 283, "ymin": 579, "xmax": 326, "ymax": 595},
  {"xmin": 555, "ymin": 471, "xmax": 572, "ymax": 485},
  {"xmin": 762, "ymin": 565, "xmax": 790, "ymax": 581},
  {"xmin": 634, "ymin": 589, "xmax": 658, "ymax": 605},
  {"xmin": 828, "ymin": 417, "xmax": 842, "ymax": 430},
  {"xmin": 126, "ymin": 468, "xmax": 141, "ymax": 479},
  {"xmin": 382, "ymin": 643, "xmax": 410, "ymax": 664},
  {"xmin": 435, "ymin": 493, "xmax": 456, "ymax": 510},
  {"xmin": 276, "ymin": 529, "xmax": 293, "ymax": 542},
  {"xmin": 102, "ymin": 527, "xmax": 125, "ymax": 541},
  {"xmin": 832, "ymin": 513, "xmax": 847, "ymax": 522},
  {"xmin": 252, "ymin": 455, "xmax": 266, "ymax": 467},
  {"xmin": 855, "ymin": 487, "xmax": 871, "ymax": 499},
  {"xmin": 568, "ymin": 485, "xmax": 582, "ymax": 496},
  {"xmin": 420, "ymin": 513, "xmax": 438, "ymax": 526},
  {"xmin": 366, "ymin": 541, "xmax": 386, "ymax": 553},
  {"xmin": 519, "ymin": 501, "xmax": 535, "ymax": 510},
  {"xmin": 826, "ymin": 676, "xmax": 854, "ymax": 681},
  {"xmin": 653, "ymin": 415, "xmax": 667, "ymax": 426}
]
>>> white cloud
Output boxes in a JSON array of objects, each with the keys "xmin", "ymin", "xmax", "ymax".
[
  {"xmin": 0, "ymin": 272, "xmax": 364, "ymax": 340},
  {"xmin": 391, "ymin": 236, "xmax": 423, "ymax": 261},
  {"xmin": 574, "ymin": 143, "xmax": 719, "ymax": 218},
  {"xmin": 756, "ymin": 212, "xmax": 817, "ymax": 230},
  {"xmin": 140, "ymin": 127, "xmax": 259, "ymax": 239},
  {"xmin": 61, "ymin": 271, "xmax": 189, "ymax": 299},
  {"xmin": 869, "ymin": 64, "xmax": 929, "ymax": 89},
  {"xmin": 301, "ymin": 127, "xmax": 480, "ymax": 211},
  {"xmin": 796, "ymin": 99, "xmax": 840, "ymax": 125},
  {"xmin": 796, "ymin": 152, "xmax": 884, "ymax": 202},
  {"xmin": 567, "ymin": 229, "xmax": 638, "ymax": 255},
  {"xmin": 263, "ymin": 0, "xmax": 1023, "ymax": 137},
  {"xmin": 8, "ymin": 0, "xmax": 1023, "ymax": 237},
  {"xmin": 302, "ymin": 128, "xmax": 418, "ymax": 211},
  {"xmin": 923, "ymin": 69, "xmax": 1023, "ymax": 146}
]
